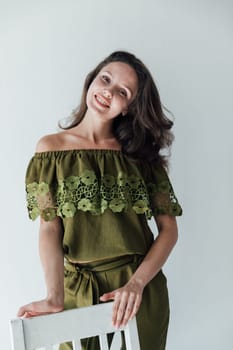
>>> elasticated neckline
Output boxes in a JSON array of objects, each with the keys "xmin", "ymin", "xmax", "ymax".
[{"xmin": 34, "ymin": 149, "xmax": 123, "ymax": 158}]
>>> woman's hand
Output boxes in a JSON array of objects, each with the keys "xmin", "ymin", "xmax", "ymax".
[
  {"xmin": 17, "ymin": 297, "xmax": 64, "ymax": 318},
  {"xmin": 100, "ymin": 279, "xmax": 144, "ymax": 329}
]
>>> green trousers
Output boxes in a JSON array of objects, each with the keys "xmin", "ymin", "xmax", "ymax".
[{"xmin": 59, "ymin": 255, "xmax": 169, "ymax": 350}]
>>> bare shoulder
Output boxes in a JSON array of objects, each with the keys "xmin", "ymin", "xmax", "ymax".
[
  {"xmin": 35, "ymin": 129, "xmax": 87, "ymax": 152},
  {"xmin": 36, "ymin": 133, "xmax": 63, "ymax": 152}
]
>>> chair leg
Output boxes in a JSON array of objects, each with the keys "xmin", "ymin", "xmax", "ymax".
[
  {"xmin": 9, "ymin": 319, "xmax": 26, "ymax": 350},
  {"xmin": 99, "ymin": 334, "xmax": 110, "ymax": 350},
  {"xmin": 124, "ymin": 319, "xmax": 140, "ymax": 350},
  {"xmin": 72, "ymin": 339, "xmax": 82, "ymax": 350}
]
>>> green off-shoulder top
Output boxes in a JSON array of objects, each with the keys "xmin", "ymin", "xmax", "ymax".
[{"xmin": 25, "ymin": 149, "xmax": 182, "ymax": 261}]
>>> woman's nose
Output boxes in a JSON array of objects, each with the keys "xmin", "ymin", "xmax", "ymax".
[{"xmin": 102, "ymin": 89, "xmax": 112, "ymax": 99}]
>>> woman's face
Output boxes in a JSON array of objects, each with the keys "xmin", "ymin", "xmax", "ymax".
[{"xmin": 86, "ymin": 61, "xmax": 138, "ymax": 120}]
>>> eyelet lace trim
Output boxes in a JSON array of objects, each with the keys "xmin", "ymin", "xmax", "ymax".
[{"xmin": 26, "ymin": 170, "xmax": 182, "ymax": 221}]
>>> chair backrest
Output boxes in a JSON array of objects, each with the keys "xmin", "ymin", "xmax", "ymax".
[{"xmin": 9, "ymin": 302, "xmax": 140, "ymax": 350}]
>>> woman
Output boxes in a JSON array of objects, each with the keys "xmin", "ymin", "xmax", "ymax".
[{"xmin": 17, "ymin": 50, "xmax": 182, "ymax": 349}]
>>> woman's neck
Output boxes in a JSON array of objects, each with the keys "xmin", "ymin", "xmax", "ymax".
[{"xmin": 72, "ymin": 111, "xmax": 115, "ymax": 144}]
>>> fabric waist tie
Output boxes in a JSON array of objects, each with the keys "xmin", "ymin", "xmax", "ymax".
[{"xmin": 64, "ymin": 254, "xmax": 144, "ymax": 308}]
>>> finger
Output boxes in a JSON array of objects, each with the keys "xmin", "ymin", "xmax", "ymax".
[
  {"xmin": 114, "ymin": 292, "xmax": 128, "ymax": 329},
  {"xmin": 99, "ymin": 291, "xmax": 115, "ymax": 302},
  {"xmin": 112, "ymin": 294, "xmax": 122, "ymax": 328},
  {"xmin": 129, "ymin": 294, "xmax": 142, "ymax": 320},
  {"xmin": 17, "ymin": 305, "xmax": 32, "ymax": 317},
  {"xmin": 18, "ymin": 309, "xmax": 35, "ymax": 318},
  {"xmin": 17, "ymin": 308, "xmax": 25, "ymax": 317},
  {"xmin": 121, "ymin": 293, "xmax": 136, "ymax": 326},
  {"xmin": 17, "ymin": 302, "xmax": 42, "ymax": 317},
  {"xmin": 26, "ymin": 310, "xmax": 52, "ymax": 317}
]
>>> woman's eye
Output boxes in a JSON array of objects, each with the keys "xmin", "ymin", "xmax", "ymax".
[
  {"xmin": 119, "ymin": 89, "xmax": 127, "ymax": 97},
  {"xmin": 102, "ymin": 75, "xmax": 110, "ymax": 83}
]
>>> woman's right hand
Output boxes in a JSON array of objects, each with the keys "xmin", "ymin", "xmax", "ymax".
[{"xmin": 17, "ymin": 297, "xmax": 64, "ymax": 318}]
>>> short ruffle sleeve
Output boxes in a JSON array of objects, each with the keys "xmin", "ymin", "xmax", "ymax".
[
  {"xmin": 25, "ymin": 154, "xmax": 58, "ymax": 221},
  {"xmin": 143, "ymin": 162, "xmax": 183, "ymax": 217}
]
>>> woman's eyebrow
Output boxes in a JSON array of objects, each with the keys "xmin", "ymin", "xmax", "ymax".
[{"xmin": 102, "ymin": 70, "xmax": 133, "ymax": 95}]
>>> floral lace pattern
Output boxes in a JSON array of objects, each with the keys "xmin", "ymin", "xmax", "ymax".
[{"xmin": 26, "ymin": 169, "xmax": 182, "ymax": 221}]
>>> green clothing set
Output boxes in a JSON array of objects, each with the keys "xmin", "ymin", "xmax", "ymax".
[{"xmin": 25, "ymin": 149, "xmax": 182, "ymax": 349}]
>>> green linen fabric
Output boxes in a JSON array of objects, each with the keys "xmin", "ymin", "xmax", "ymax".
[{"xmin": 25, "ymin": 149, "xmax": 182, "ymax": 261}]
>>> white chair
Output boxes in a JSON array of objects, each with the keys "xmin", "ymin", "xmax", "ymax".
[{"xmin": 9, "ymin": 302, "xmax": 140, "ymax": 350}]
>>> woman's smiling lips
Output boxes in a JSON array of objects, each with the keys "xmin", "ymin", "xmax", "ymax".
[{"xmin": 94, "ymin": 94, "xmax": 110, "ymax": 108}]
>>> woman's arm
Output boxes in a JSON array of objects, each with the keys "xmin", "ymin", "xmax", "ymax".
[
  {"xmin": 17, "ymin": 217, "xmax": 64, "ymax": 317},
  {"xmin": 100, "ymin": 215, "xmax": 178, "ymax": 328}
]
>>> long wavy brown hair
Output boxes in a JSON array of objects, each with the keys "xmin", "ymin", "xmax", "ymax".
[{"xmin": 60, "ymin": 51, "xmax": 174, "ymax": 166}]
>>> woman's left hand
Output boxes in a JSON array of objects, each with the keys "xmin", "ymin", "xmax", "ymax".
[{"xmin": 99, "ymin": 279, "xmax": 144, "ymax": 328}]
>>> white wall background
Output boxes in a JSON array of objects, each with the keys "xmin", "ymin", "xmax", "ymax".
[{"xmin": 1, "ymin": 0, "xmax": 232, "ymax": 349}]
